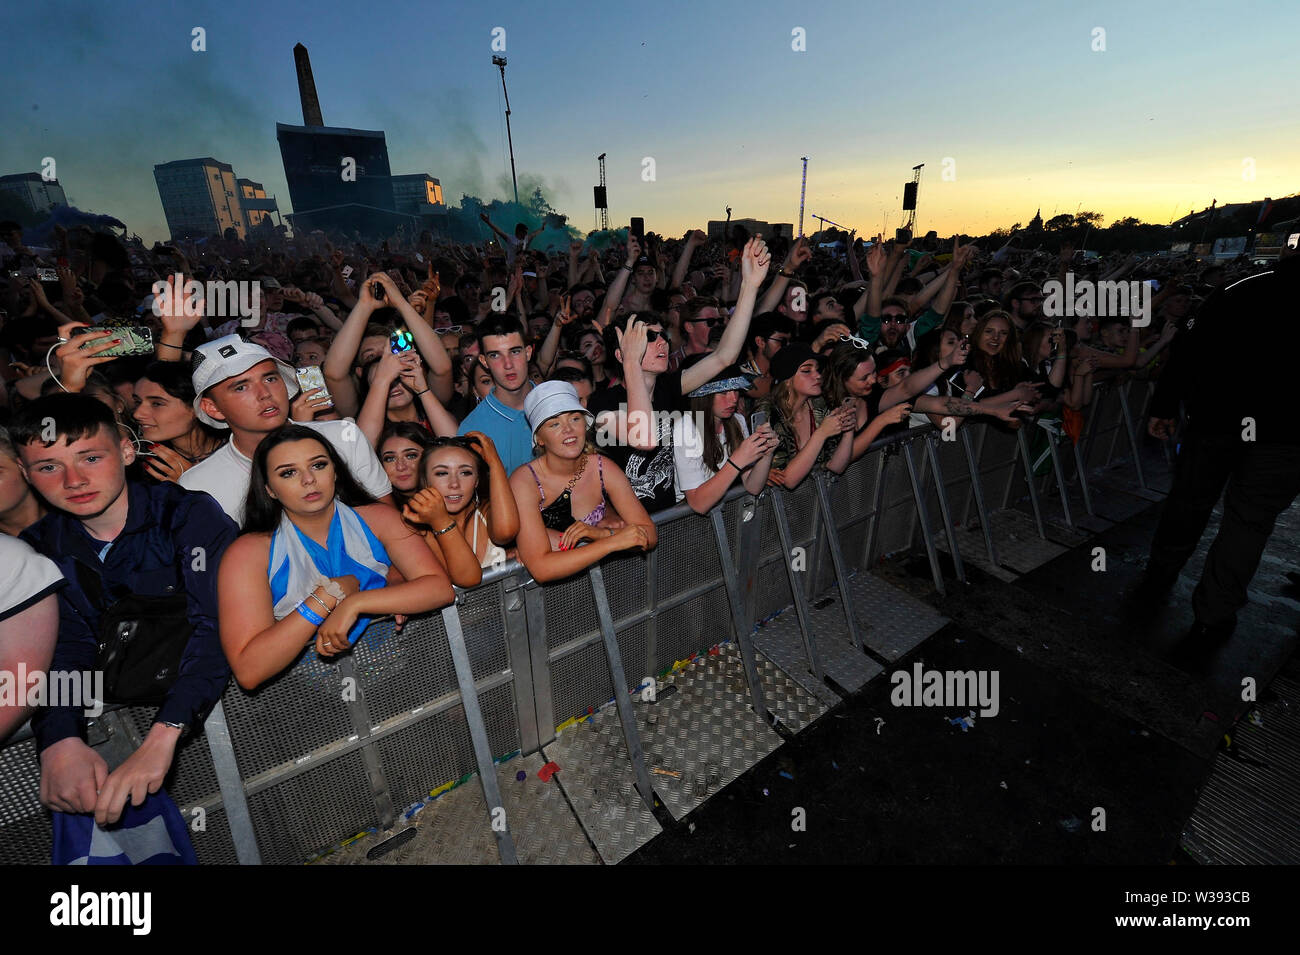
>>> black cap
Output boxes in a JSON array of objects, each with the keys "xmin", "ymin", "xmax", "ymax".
[{"xmin": 769, "ymin": 343, "xmax": 821, "ymax": 383}]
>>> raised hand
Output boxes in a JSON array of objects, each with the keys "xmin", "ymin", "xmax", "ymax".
[
  {"xmin": 54, "ymin": 325, "xmax": 119, "ymax": 391},
  {"xmin": 740, "ymin": 236, "xmax": 772, "ymax": 286},
  {"xmin": 787, "ymin": 236, "xmax": 812, "ymax": 270},
  {"xmin": 464, "ymin": 430, "xmax": 502, "ymax": 469},
  {"xmin": 615, "ymin": 316, "xmax": 649, "ymax": 369},
  {"xmin": 864, "ymin": 239, "xmax": 886, "ymax": 277},
  {"xmin": 624, "ymin": 233, "xmax": 642, "ymax": 266},
  {"xmin": 290, "ymin": 386, "xmax": 333, "ymax": 421}
]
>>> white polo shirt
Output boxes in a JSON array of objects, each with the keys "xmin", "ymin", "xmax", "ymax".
[{"xmin": 179, "ymin": 418, "xmax": 392, "ymax": 526}]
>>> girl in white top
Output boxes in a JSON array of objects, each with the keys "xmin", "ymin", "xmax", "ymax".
[
  {"xmin": 672, "ymin": 364, "xmax": 778, "ymax": 514},
  {"xmin": 403, "ymin": 432, "xmax": 520, "ymax": 585}
]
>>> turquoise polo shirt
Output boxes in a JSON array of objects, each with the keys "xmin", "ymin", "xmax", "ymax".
[{"xmin": 458, "ymin": 387, "xmax": 536, "ymax": 476}]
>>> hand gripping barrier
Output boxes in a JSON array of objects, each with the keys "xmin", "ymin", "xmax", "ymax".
[{"xmin": 0, "ymin": 381, "xmax": 1159, "ymax": 864}]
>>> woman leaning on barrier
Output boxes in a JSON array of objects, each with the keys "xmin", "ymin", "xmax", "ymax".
[
  {"xmin": 755, "ymin": 343, "xmax": 857, "ymax": 489},
  {"xmin": 402, "ymin": 432, "xmax": 520, "ymax": 587},
  {"xmin": 217, "ymin": 425, "xmax": 453, "ymax": 690},
  {"xmin": 672, "ymin": 363, "xmax": 778, "ymax": 513},
  {"xmin": 509, "ymin": 381, "xmax": 655, "ymax": 583}
]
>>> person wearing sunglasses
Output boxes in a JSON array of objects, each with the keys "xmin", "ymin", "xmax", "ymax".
[
  {"xmin": 677, "ymin": 296, "xmax": 724, "ymax": 365},
  {"xmin": 589, "ymin": 238, "xmax": 772, "ymax": 512}
]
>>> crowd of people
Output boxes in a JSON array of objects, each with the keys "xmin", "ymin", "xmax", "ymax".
[{"xmin": 0, "ymin": 211, "xmax": 1276, "ymax": 851}]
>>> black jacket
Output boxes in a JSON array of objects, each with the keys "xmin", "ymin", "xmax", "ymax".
[{"xmin": 1150, "ymin": 256, "xmax": 1300, "ymax": 443}]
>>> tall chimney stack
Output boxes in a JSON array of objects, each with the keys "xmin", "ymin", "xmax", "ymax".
[{"xmin": 294, "ymin": 43, "xmax": 324, "ymax": 127}]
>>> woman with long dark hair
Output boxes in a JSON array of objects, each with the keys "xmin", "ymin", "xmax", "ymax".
[
  {"xmin": 377, "ymin": 420, "xmax": 437, "ymax": 511},
  {"xmin": 132, "ymin": 361, "xmax": 225, "ymax": 483},
  {"xmin": 402, "ymin": 431, "xmax": 521, "ymax": 586},
  {"xmin": 217, "ymin": 425, "xmax": 452, "ymax": 689},
  {"xmin": 672, "ymin": 365, "xmax": 778, "ymax": 514},
  {"xmin": 967, "ymin": 310, "xmax": 1028, "ymax": 396}
]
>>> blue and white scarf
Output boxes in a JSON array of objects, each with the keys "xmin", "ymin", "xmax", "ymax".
[{"xmin": 268, "ymin": 500, "xmax": 390, "ymax": 645}]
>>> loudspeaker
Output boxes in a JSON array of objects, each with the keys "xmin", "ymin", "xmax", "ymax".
[
  {"xmin": 594, "ymin": 186, "xmax": 608, "ymax": 209},
  {"xmin": 902, "ymin": 182, "xmax": 917, "ymax": 211}
]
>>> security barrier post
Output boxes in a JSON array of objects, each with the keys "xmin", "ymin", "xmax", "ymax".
[
  {"xmin": 1043, "ymin": 425, "xmax": 1075, "ymax": 528},
  {"xmin": 337, "ymin": 655, "xmax": 397, "ymax": 830},
  {"xmin": 1015, "ymin": 427, "xmax": 1048, "ymax": 539},
  {"xmin": 902, "ymin": 440, "xmax": 946, "ymax": 595},
  {"xmin": 923, "ymin": 435, "xmax": 967, "ymax": 584},
  {"xmin": 203, "ymin": 699, "xmax": 262, "ymax": 865},
  {"xmin": 960, "ymin": 425, "xmax": 1000, "ymax": 566},
  {"xmin": 709, "ymin": 507, "xmax": 771, "ymax": 723},
  {"xmin": 1116, "ymin": 380, "xmax": 1148, "ymax": 489},
  {"xmin": 587, "ymin": 564, "xmax": 657, "ymax": 811},
  {"xmin": 770, "ymin": 489, "xmax": 826, "ymax": 681},
  {"xmin": 813, "ymin": 472, "xmax": 867, "ymax": 650},
  {"xmin": 442, "ymin": 603, "xmax": 519, "ymax": 865}
]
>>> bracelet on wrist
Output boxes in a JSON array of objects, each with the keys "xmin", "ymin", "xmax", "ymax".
[
  {"xmin": 432, "ymin": 521, "xmax": 458, "ymax": 537},
  {"xmin": 296, "ymin": 603, "xmax": 325, "ymax": 627},
  {"xmin": 413, "ymin": 388, "xmax": 430, "ymax": 397},
  {"xmin": 307, "ymin": 591, "xmax": 333, "ymax": 616},
  {"xmin": 158, "ymin": 341, "xmax": 184, "ymax": 351}
]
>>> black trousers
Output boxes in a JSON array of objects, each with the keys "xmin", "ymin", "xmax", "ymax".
[{"xmin": 1148, "ymin": 431, "xmax": 1300, "ymax": 627}]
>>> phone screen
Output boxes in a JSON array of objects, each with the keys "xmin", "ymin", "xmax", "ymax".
[
  {"xmin": 390, "ymin": 326, "xmax": 414, "ymax": 354},
  {"xmin": 751, "ymin": 410, "xmax": 768, "ymax": 431}
]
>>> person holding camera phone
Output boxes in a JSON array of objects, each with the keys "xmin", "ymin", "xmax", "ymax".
[
  {"xmin": 673, "ymin": 363, "xmax": 777, "ymax": 513},
  {"xmin": 755, "ymin": 343, "xmax": 856, "ymax": 489}
]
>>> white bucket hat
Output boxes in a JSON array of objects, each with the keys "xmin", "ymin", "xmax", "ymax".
[{"xmin": 523, "ymin": 380, "xmax": 593, "ymax": 435}]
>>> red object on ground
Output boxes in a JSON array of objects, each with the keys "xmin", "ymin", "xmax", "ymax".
[{"xmin": 537, "ymin": 761, "xmax": 560, "ymax": 782}]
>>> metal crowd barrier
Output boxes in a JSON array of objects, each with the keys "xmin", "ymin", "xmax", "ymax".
[{"xmin": 0, "ymin": 376, "xmax": 1161, "ymax": 865}]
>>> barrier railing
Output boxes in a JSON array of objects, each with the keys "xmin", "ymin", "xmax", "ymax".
[{"xmin": 0, "ymin": 374, "xmax": 1163, "ymax": 865}]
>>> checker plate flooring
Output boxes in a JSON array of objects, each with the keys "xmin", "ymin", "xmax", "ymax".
[
  {"xmin": 939, "ymin": 509, "xmax": 1068, "ymax": 580},
  {"xmin": 846, "ymin": 572, "xmax": 948, "ymax": 662},
  {"xmin": 1181, "ymin": 668, "xmax": 1300, "ymax": 865},
  {"xmin": 319, "ymin": 752, "xmax": 597, "ymax": 865},
  {"xmin": 642, "ymin": 644, "xmax": 785, "ymax": 820},
  {"xmin": 754, "ymin": 602, "xmax": 883, "ymax": 699}
]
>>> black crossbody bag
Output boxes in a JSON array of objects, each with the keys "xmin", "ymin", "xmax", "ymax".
[{"xmin": 74, "ymin": 560, "xmax": 193, "ymax": 705}]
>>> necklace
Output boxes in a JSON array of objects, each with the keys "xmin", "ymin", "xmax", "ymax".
[{"xmin": 562, "ymin": 453, "xmax": 588, "ymax": 495}]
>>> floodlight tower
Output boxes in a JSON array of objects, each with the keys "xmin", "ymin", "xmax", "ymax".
[{"xmin": 492, "ymin": 55, "xmax": 519, "ymax": 207}]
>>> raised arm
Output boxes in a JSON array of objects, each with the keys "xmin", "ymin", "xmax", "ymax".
[
  {"xmin": 759, "ymin": 236, "xmax": 811, "ymax": 314},
  {"xmin": 594, "ymin": 319, "xmax": 657, "ymax": 451},
  {"xmin": 595, "ymin": 234, "xmax": 640, "ymax": 329},
  {"xmin": 465, "ymin": 432, "xmax": 520, "ymax": 546},
  {"xmin": 681, "ymin": 237, "xmax": 771, "ymax": 394},
  {"xmin": 323, "ymin": 277, "xmax": 384, "ymax": 418},
  {"xmin": 672, "ymin": 230, "xmax": 706, "ymax": 290},
  {"xmin": 371, "ymin": 271, "xmax": 453, "ymax": 404}
]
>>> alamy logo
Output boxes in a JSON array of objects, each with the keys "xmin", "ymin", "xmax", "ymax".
[
  {"xmin": 50, "ymin": 885, "xmax": 151, "ymax": 935},
  {"xmin": 890, "ymin": 662, "xmax": 999, "ymax": 717},
  {"xmin": 0, "ymin": 666, "xmax": 103, "ymax": 717},
  {"xmin": 1043, "ymin": 273, "xmax": 1151, "ymax": 327},
  {"xmin": 152, "ymin": 273, "xmax": 262, "ymax": 324},
  {"xmin": 594, "ymin": 406, "xmax": 707, "ymax": 458}
]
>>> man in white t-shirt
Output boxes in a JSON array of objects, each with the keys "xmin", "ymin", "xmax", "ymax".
[
  {"xmin": 180, "ymin": 335, "xmax": 392, "ymax": 525},
  {"xmin": 0, "ymin": 534, "xmax": 63, "ymax": 742}
]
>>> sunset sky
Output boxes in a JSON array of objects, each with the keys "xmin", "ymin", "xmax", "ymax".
[{"xmin": 3, "ymin": 0, "xmax": 1296, "ymax": 242}]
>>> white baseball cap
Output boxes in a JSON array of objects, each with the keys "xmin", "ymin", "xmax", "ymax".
[{"xmin": 191, "ymin": 334, "xmax": 300, "ymax": 428}]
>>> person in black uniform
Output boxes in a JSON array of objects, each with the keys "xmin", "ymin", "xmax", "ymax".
[{"xmin": 1142, "ymin": 242, "xmax": 1300, "ymax": 641}]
